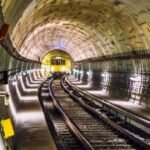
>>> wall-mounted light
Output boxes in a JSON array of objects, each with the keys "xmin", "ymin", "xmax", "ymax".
[
  {"xmin": 130, "ymin": 75, "xmax": 141, "ymax": 81},
  {"xmin": 101, "ymin": 73, "xmax": 105, "ymax": 77},
  {"xmin": 86, "ymin": 71, "xmax": 90, "ymax": 75},
  {"xmin": 73, "ymin": 69, "xmax": 76, "ymax": 72},
  {"xmin": 27, "ymin": 70, "xmax": 31, "ymax": 74},
  {"xmin": 12, "ymin": 80, "xmax": 18, "ymax": 86},
  {"xmin": 101, "ymin": 72, "xmax": 109, "ymax": 77},
  {"xmin": 73, "ymin": 69, "xmax": 79, "ymax": 73},
  {"xmin": 79, "ymin": 70, "xmax": 83, "ymax": 74},
  {"xmin": 22, "ymin": 72, "xmax": 26, "ymax": 76}
]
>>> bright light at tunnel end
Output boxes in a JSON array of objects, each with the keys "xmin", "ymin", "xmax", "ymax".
[{"xmin": 55, "ymin": 56, "xmax": 61, "ymax": 59}]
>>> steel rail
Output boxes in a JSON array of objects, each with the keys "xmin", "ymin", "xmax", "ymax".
[
  {"xmin": 48, "ymin": 78, "xmax": 94, "ymax": 150},
  {"xmin": 63, "ymin": 76, "xmax": 150, "ymax": 150},
  {"xmin": 65, "ymin": 76, "xmax": 150, "ymax": 127}
]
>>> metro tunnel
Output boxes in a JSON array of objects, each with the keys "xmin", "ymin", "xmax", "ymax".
[{"xmin": 0, "ymin": 0, "xmax": 150, "ymax": 150}]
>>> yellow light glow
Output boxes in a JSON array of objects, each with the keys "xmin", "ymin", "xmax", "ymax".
[
  {"xmin": 51, "ymin": 66, "xmax": 54, "ymax": 72},
  {"xmin": 41, "ymin": 50, "xmax": 72, "ymax": 73},
  {"xmin": 62, "ymin": 66, "xmax": 66, "ymax": 72}
]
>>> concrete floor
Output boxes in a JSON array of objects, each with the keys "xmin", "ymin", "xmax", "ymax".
[
  {"xmin": 14, "ymin": 106, "xmax": 56, "ymax": 150},
  {"xmin": 9, "ymin": 74, "xmax": 56, "ymax": 150}
]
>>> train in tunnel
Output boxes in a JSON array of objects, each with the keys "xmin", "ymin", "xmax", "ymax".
[{"xmin": 41, "ymin": 50, "xmax": 73, "ymax": 78}]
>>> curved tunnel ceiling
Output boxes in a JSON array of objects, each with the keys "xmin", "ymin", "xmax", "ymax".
[{"xmin": 1, "ymin": 0, "xmax": 150, "ymax": 61}]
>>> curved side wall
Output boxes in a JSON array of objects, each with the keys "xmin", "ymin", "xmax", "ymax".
[{"xmin": 75, "ymin": 58, "xmax": 150, "ymax": 108}]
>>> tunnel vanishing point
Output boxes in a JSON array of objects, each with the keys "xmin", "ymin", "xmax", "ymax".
[{"xmin": 0, "ymin": 0, "xmax": 150, "ymax": 150}]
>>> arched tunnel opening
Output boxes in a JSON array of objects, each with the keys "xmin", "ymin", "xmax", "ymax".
[
  {"xmin": 0, "ymin": 0, "xmax": 150, "ymax": 150},
  {"xmin": 41, "ymin": 50, "xmax": 73, "ymax": 73}
]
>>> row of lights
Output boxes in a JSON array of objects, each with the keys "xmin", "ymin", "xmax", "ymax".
[
  {"xmin": 73, "ymin": 69, "xmax": 83, "ymax": 74},
  {"xmin": 73, "ymin": 69, "xmax": 142, "ymax": 81},
  {"xmin": 73, "ymin": 69, "xmax": 143, "ymax": 103},
  {"xmin": 73, "ymin": 69, "xmax": 107, "ymax": 77},
  {"xmin": 12, "ymin": 69, "xmax": 42, "ymax": 86}
]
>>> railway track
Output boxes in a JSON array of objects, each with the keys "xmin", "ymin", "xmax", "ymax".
[
  {"xmin": 64, "ymin": 76, "xmax": 150, "ymax": 148},
  {"xmin": 39, "ymin": 77, "xmax": 150, "ymax": 149},
  {"xmin": 39, "ymin": 79, "xmax": 85, "ymax": 150},
  {"xmin": 49, "ymin": 79, "xmax": 142, "ymax": 150}
]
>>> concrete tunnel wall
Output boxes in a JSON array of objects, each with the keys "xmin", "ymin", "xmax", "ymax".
[
  {"xmin": 0, "ymin": 41, "xmax": 41, "ymax": 85},
  {"xmin": 0, "ymin": 5, "xmax": 41, "ymax": 84},
  {"xmin": 0, "ymin": 32, "xmax": 41, "ymax": 85},
  {"xmin": 2, "ymin": 0, "xmax": 150, "ymax": 61},
  {"xmin": 74, "ymin": 58, "xmax": 150, "ymax": 108}
]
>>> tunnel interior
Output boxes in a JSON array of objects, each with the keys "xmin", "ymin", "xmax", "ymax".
[
  {"xmin": 0, "ymin": 0, "xmax": 149, "ymax": 119},
  {"xmin": 0, "ymin": 0, "xmax": 150, "ymax": 149}
]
